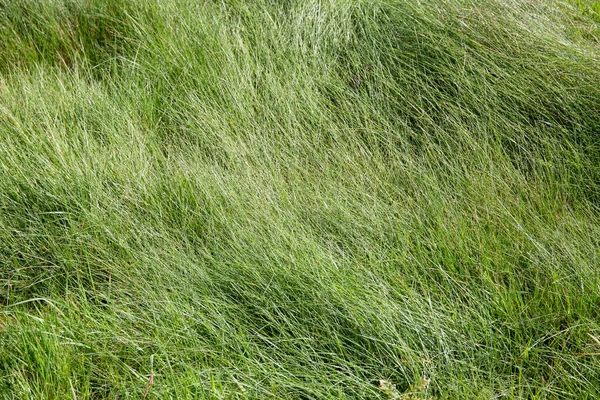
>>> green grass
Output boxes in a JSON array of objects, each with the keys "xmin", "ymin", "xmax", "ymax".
[
  {"xmin": 573, "ymin": 0, "xmax": 600, "ymax": 22},
  {"xmin": 1, "ymin": 0, "xmax": 600, "ymax": 398}
]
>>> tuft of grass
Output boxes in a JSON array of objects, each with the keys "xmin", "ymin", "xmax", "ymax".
[{"xmin": 1, "ymin": 0, "xmax": 600, "ymax": 398}]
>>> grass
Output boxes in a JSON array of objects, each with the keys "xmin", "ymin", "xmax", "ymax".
[{"xmin": 1, "ymin": 0, "xmax": 600, "ymax": 398}]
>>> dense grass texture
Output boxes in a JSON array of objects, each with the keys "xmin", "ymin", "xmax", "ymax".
[{"xmin": 1, "ymin": 0, "xmax": 600, "ymax": 398}]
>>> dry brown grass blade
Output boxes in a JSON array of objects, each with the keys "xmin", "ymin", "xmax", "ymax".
[
  {"xmin": 143, "ymin": 373, "xmax": 154, "ymax": 399},
  {"xmin": 588, "ymin": 333, "xmax": 600, "ymax": 347}
]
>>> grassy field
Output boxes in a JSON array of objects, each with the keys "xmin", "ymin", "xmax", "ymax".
[{"xmin": 1, "ymin": 0, "xmax": 600, "ymax": 398}]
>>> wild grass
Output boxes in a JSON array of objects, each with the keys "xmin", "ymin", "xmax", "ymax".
[{"xmin": 1, "ymin": 0, "xmax": 600, "ymax": 398}]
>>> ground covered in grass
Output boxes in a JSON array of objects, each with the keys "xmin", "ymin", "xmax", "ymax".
[{"xmin": 1, "ymin": 0, "xmax": 600, "ymax": 398}]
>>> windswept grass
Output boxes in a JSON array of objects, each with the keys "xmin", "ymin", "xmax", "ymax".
[{"xmin": 1, "ymin": 0, "xmax": 600, "ymax": 398}]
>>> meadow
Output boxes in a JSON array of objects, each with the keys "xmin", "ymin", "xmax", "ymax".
[{"xmin": 1, "ymin": 0, "xmax": 600, "ymax": 398}]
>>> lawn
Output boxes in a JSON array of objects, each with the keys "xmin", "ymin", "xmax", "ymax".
[{"xmin": 1, "ymin": 0, "xmax": 600, "ymax": 398}]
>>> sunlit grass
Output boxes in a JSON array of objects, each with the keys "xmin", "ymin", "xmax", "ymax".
[{"xmin": 1, "ymin": 0, "xmax": 600, "ymax": 398}]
